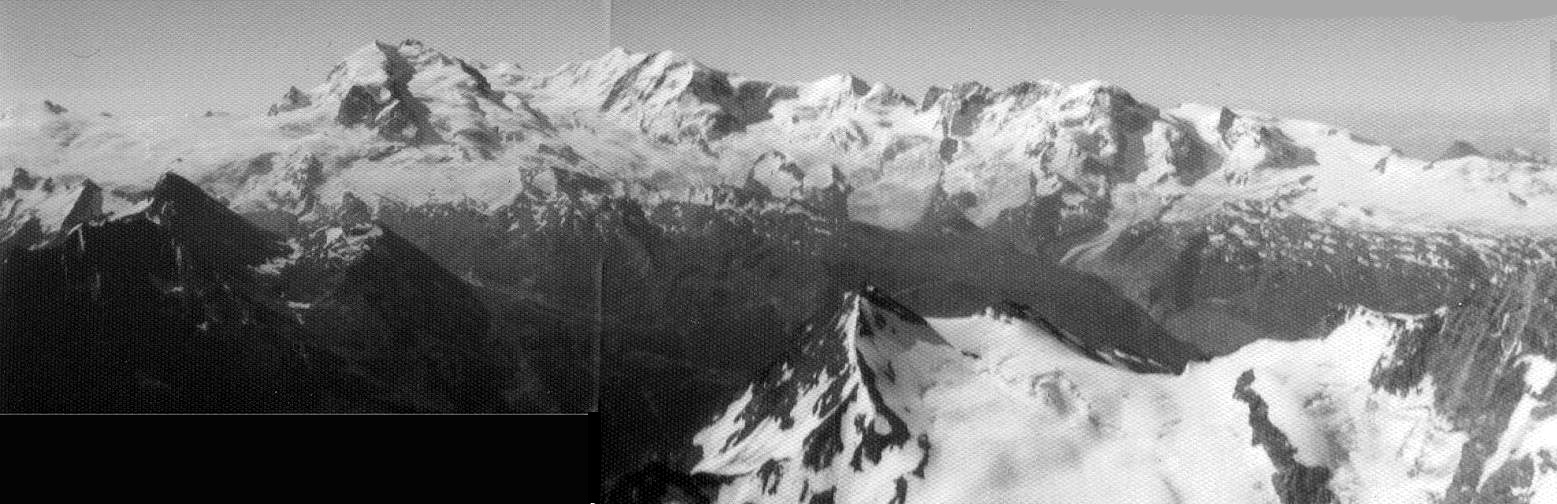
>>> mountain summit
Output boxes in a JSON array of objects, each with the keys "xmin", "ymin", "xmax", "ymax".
[
  {"xmin": 681, "ymin": 285, "xmax": 1557, "ymax": 503},
  {"xmin": 0, "ymin": 41, "xmax": 1554, "ymax": 498}
]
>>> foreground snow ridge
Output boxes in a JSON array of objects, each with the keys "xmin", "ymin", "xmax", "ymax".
[{"xmin": 691, "ymin": 288, "xmax": 1557, "ymax": 504}]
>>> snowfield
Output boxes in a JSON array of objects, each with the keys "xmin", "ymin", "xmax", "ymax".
[
  {"xmin": 692, "ymin": 292, "xmax": 1556, "ymax": 504},
  {"xmin": 3, "ymin": 40, "xmax": 1553, "ymax": 240},
  {"xmin": 2, "ymin": 40, "xmax": 1554, "ymax": 500}
]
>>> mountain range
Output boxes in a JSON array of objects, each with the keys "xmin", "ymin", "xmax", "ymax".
[{"xmin": 1, "ymin": 40, "xmax": 1554, "ymax": 502}]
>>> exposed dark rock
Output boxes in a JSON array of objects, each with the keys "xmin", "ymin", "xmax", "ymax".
[
  {"xmin": 849, "ymin": 347, "xmax": 912, "ymax": 471},
  {"xmin": 941, "ymin": 83, "xmax": 991, "ymax": 137},
  {"xmin": 602, "ymin": 462, "xmax": 722, "ymax": 504},
  {"xmin": 10, "ymin": 168, "xmax": 37, "ymax": 190},
  {"xmin": 937, "ymin": 137, "xmax": 958, "ymax": 163},
  {"xmin": 336, "ymin": 191, "xmax": 374, "ymax": 224},
  {"xmin": 1233, "ymin": 370, "xmax": 1339, "ymax": 504},
  {"xmin": 1439, "ymin": 140, "xmax": 1484, "ymax": 160},
  {"xmin": 1067, "ymin": 202, "xmax": 1528, "ymax": 355},
  {"xmin": 1370, "ymin": 264, "xmax": 1557, "ymax": 503},
  {"xmin": 336, "ymin": 85, "xmax": 381, "ymax": 127},
  {"xmin": 1216, "ymin": 106, "xmax": 1238, "ymax": 136},
  {"xmin": 269, "ymin": 223, "xmax": 504, "ymax": 412},
  {"xmin": 0, "ymin": 172, "xmax": 512, "ymax": 412},
  {"xmin": 0, "ymin": 211, "xmax": 365, "ymax": 412},
  {"xmin": 331, "ymin": 43, "xmax": 443, "ymax": 145},
  {"xmin": 539, "ymin": 144, "xmax": 585, "ymax": 165},
  {"xmin": 457, "ymin": 58, "xmax": 494, "ymax": 98},
  {"xmin": 267, "ymin": 86, "xmax": 313, "ymax": 116}
]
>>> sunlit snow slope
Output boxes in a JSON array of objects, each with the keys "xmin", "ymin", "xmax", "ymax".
[{"xmin": 692, "ymin": 288, "xmax": 1557, "ymax": 504}]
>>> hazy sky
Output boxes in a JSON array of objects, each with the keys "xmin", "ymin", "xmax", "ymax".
[
  {"xmin": 0, "ymin": 0, "xmax": 1552, "ymax": 156},
  {"xmin": 0, "ymin": 0, "xmax": 608, "ymax": 117}
]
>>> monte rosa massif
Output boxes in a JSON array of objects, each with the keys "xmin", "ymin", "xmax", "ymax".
[{"xmin": 1, "ymin": 40, "xmax": 1554, "ymax": 503}]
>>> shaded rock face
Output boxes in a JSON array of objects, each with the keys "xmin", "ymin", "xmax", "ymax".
[
  {"xmin": 1370, "ymin": 266, "xmax": 1557, "ymax": 504},
  {"xmin": 1234, "ymin": 370, "xmax": 1339, "ymax": 504},
  {"xmin": 457, "ymin": 59, "xmax": 495, "ymax": 99},
  {"xmin": 262, "ymin": 224, "xmax": 505, "ymax": 412},
  {"xmin": 266, "ymin": 86, "xmax": 313, "ymax": 116},
  {"xmin": 336, "ymin": 85, "xmax": 383, "ymax": 126},
  {"xmin": 1071, "ymin": 197, "xmax": 1551, "ymax": 356},
  {"xmin": 332, "ymin": 43, "xmax": 443, "ymax": 145},
  {"xmin": 0, "ymin": 173, "xmax": 512, "ymax": 412},
  {"xmin": 0, "ymin": 196, "xmax": 357, "ymax": 412}
]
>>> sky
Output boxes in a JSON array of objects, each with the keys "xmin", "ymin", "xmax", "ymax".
[
  {"xmin": 0, "ymin": 0, "xmax": 1552, "ymax": 157},
  {"xmin": 0, "ymin": 0, "xmax": 609, "ymax": 117}
]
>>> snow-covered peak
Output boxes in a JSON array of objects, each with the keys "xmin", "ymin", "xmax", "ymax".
[
  {"xmin": 691, "ymin": 288, "xmax": 1557, "ymax": 503},
  {"xmin": 3, "ymin": 41, "xmax": 1554, "ymax": 245},
  {"xmin": 801, "ymin": 73, "xmax": 871, "ymax": 100},
  {"xmin": 316, "ymin": 43, "xmax": 395, "ymax": 98},
  {"xmin": 0, "ymin": 168, "xmax": 103, "ymax": 249},
  {"xmin": 529, "ymin": 47, "xmax": 723, "ymax": 104},
  {"xmin": 313, "ymin": 40, "xmax": 462, "ymax": 96}
]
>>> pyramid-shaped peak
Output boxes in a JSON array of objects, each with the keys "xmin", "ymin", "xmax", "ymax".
[
  {"xmin": 149, "ymin": 172, "xmax": 212, "ymax": 206},
  {"xmin": 855, "ymin": 285, "xmax": 928, "ymax": 326},
  {"xmin": 141, "ymin": 172, "xmax": 291, "ymax": 266}
]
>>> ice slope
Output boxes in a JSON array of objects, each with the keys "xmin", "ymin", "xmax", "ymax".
[{"xmin": 691, "ymin": 289, "xmax": 1557, "ymax": 504}]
